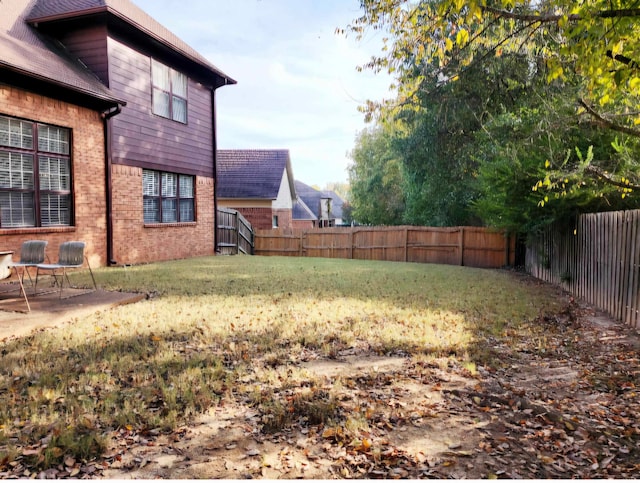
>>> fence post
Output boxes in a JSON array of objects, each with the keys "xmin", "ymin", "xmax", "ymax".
[
  {"xmin": 404, "ymin": 227, "xmax": 409, "ymax": 262},
  {"xmin": 458, "ymin": 227, "xmax": 465, "ymax": 266},
  {"xmin": 505, "ymin": 233, "xmax": 510, "ymax": 267},
  {"xmin": 235, "ymin": 211, "xmax": 240, "ymax": 255},
  {"xmin": 299, "ymin": 231, "xmax": 304, "ymax": 257},
  {"xmin": 350, "ymin": 229, "xmax": 354, "ymax": 260}
]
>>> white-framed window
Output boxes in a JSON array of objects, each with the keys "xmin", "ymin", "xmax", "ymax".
[
  {"xmin": 0, "ymin": 115, "xmax": 71, "ymax": 228},
  {"xmin": 151, "ymin": 59, "xmax": 188, "ymax": 123},
  {"xmin": 143, "ymin": 169, "xmax": 194, "ymax": 223},
  {"xmin": 272, "ymin": 215, "xmax": 279, "ymax": 228}
]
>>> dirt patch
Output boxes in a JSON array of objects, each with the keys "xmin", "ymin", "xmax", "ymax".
[
  {"xmin": 102, "ymin": 355, "xmax": 486, "ymax": 479},
  {"xmin": 97, "ymin": 299, "xmax": 640, "ymax": 479}
]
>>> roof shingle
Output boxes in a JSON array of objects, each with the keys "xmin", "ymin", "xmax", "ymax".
[
  {"xmin": 294, "ymin": 180, "xmax": 345, "ymax": 220},
  {"xmin": 25, "ymin": 0, "xmax": 235, "ymax": 85},
  {"xmin": 217, "ymin": 150, "xmax": 293, "ymax": 200},
  {"xmin": 0, "ymin": 0, "xmax": 124, "ymax": 106}
]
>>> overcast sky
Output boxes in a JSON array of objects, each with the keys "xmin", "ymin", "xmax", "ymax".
[{"xmin": 133, "ymin": 0, "xmax": 393, "ymax": 188}]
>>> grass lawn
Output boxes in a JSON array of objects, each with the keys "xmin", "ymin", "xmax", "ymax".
[{"xmin": 0, "ymin": 255, "xmax": 565, "ymax": 474}]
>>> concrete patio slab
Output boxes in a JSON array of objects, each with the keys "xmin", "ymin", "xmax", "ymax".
[{"xmin": 0, "ymin": 284, "xmax": 145, "ymax": 340}]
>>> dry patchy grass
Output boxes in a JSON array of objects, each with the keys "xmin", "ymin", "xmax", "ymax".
[{"xmin": 0, "ymin": 256, "xmax": 564, "ymax": 472}]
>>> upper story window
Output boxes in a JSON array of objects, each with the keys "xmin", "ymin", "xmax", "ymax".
[
  {"xmin": 151, "ymin": 59, "xmax": 188, "ymax": 123},
  {"xmin": 143, "ymin": 169, "xmax": 195, "ymax": 223},
  {"xmin": 0, "ymin": 115, "xmax": 72, "ymax": 228}
]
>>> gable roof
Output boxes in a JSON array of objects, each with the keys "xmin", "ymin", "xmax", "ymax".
[
  {"xmin": 25, "ymin": 0, "xmax": 236, "ymax": 88},
  {"xmin": 294, "ymin": 180, "xmax": 345, "ymax": 220},
  {"xmin": 325, "ymin": 190, "xmax": 345, "ymax": 219},
  {"xmin": 217, "ymin": 150, "xmax": 296, "ymax": 200},
  {"xmin": 292, "ymin": 197, "xmax": 317, "ymax": 221},
  {"xmin": 0, "ymin": 0, "xmax": 125, "ymax": 109},
  {"xmin": 294, "ymin": 180, "xmax": 329, "ymax": 217}
]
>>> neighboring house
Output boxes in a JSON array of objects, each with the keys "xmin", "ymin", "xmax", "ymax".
[
  {"xmin": 291, "ymin": 197, "xmax": 317, "ymax": 230},
  {"xmin": 294, "ymin": 180, "xmax": 346, "ymax": 228},
  {"xmin": 325, "ymin": 190, "xmax": 345, "ymax": 226},
  {"xmin": 1, "ymin": 0, "xmax": 235, "ymax": 267},
  {"xmin": 217, "ymin": 149, "xmax": 297, "ymax": 230}
]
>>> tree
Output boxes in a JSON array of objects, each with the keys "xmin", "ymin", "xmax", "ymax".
[
  {"xmin": 348, "ymin": 123, "xmax": 406, "ymax": 225},
  {"xmin": 394, "ymin": 50, "xmax": 544, "ymax": 226},
  {"xmin": 344, "ymin": 0, "xmax": 640, "ymax": 207},
  {"xmin": 322, "ymin": 182, "xmax": 351, "ymax": 202}
]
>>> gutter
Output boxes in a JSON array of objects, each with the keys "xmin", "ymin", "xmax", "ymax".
[
  {"xmin": 101, "ymin": 104, "xmax": 123, "ymax": 266},
  {"xmin": 211, "ymin": 77, "xmax": 233, "ymax": 254}
]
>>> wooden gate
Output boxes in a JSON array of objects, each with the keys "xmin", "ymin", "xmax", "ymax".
[{"xmin": 216, "ymin": 208, "xmax": 254, "ymax": 255}]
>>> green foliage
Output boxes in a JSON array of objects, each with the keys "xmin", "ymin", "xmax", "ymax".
[
  {"xmin": 343, "ymin": 0, "xmax": 640, "ymax": 233},
  {"xmin": 348, "ymin": 122, "xmax": 406, "ymax": 225}
]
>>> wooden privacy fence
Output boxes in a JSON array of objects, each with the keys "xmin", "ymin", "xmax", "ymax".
[
  {"xmin": 255, "ymin": 226, "xmax": 515, "ymax": 268},
  {"xmin": 216, "ymin": 208, "xmax": 254, "ymax": 255},
  {"xmin": 526, "ymin": 209, "xmax": 640, "ymax": 328}
]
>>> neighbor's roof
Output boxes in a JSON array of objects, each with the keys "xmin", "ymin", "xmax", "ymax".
[
  {"xmin": 217, "ymin": 149, "xmax": 296, "ymax": 200},
  {"xmin": 294, "ymin": 180, "xmax": 328, "ymax": 217},
  {"xmin": 294, "ymin": 180, "xmax": 345, "ymax": 219},
  {"xmin": 292, "ymin": 197, "xmax": 317, "ymax": 221},
  {"xmin": 25, "ymin": 0, "xmax": 236, "ymax": 87},
  {"xmin": 0, "ymin": 0, "xmax": 125, "ymax": 108},
  {"xmin": 325, "ymin": 190, "xmax": 345, "ymax": 219}
]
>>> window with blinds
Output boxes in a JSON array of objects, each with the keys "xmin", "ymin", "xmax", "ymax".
[
  {"xmin": 151, "ymin": 59, "xmax": 188, "ymax": 123},
  {"xmin": 0, "ymin": 115, "xmax": 71, "ymax": 228},
  {"xmin": 143, "ymin": 169, "xmax": 194, "ymax": 223}
]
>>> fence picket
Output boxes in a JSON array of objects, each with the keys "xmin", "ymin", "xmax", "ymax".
[
  {"xmin": 254, "ymin": 226, "xmax": 511, "ymax": 269},
  {"xmin": 526, "ymin": 209, "xmax": 640, "ymax": 328}
]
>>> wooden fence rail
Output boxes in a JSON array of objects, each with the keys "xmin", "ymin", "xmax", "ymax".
[
  {"xmin": 526, "ymin": 209, "xmax": 640, "ymax": 328},
  {"xmin": 255, "ymin": 226, "xmax": 515, "ymax": 268},
  {"xmin": 216, "ymin": 208, "xmax": 254, "ymax": 255}
]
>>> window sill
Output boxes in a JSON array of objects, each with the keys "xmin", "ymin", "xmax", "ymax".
[
  {"xmin": 0, "ymin": 226, "xmax": 75, "ymax": 236},
  {"xmin": 144, "ymin": 222, "xmax": 197, "ymax": 229}
]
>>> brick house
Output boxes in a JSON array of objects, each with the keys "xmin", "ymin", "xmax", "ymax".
[
  {"xmin": 217, "ymin": 149, "xmax": 297, "ymax": 230},
  {"xmin": 1, "ymin": 0, "xmax": 235, "ymax": 266}
]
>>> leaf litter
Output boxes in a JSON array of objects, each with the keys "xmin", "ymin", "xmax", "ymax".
[{"xmin": 1, "ymin": 297, "xmax": 639, "ymax": 479}]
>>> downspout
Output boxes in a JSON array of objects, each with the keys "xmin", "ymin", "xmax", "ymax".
[
  {"xmin": 101, "ymin": 104, "xmax": 122, "ymax": 266},
  {"xmin": 211, "ymin": 88, "xmax": 218, "ymax": 254}
]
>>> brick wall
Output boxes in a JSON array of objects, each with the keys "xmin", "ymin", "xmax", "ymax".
[
  {"xmin": 111, "ymin": 165, "xmax": 215, "ymax": 265},
  {"xmin": 292, "ymin": 220, "xmax": 315, "ymax": 230},
  {"xmin": 273, "ymin": 208, "xmax": 293, "ymax": 230},
  {"xmin": 233, "ymin": 207, "xmax": 273, "ymax": 230},
  {"xmin": 0, "ymin": 85, "xmax": 108, "ymax": 268}
]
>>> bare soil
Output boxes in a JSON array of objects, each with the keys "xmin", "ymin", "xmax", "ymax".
[{"xmin": 100, "ymin": 300, "xmax": 640, "ymax": 480}]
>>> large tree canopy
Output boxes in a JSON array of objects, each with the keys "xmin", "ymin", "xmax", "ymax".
[{"xmin": 343, "ymin": 0, "xmax": 640, "ymax": 220}]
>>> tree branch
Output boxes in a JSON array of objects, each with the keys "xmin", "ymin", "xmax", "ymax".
[
  {"xmin": 482, "ymin": 6, "xmax": 640, "ymax": 23},
  {"xmin": 579, "ymin": 99, "xmax": 640, "ymax": 138},
  {"xmin": 605, "ymin": 50, "xmax": 640, "ymax": 70},
  {"xmin": 585, "ymin": 164, "xmax": 640, "ymax": 190},
  {"xmin": 482, "ymin": 6, "xmax": 577, "ymax": 23}
]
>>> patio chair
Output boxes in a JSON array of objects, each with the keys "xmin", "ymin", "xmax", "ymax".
[
  {"xmin": 8, "ymin": 240, "xmax": 48, "ymax": 294},
  {"xmin": 0, "ymin": 250, "xmax": 31, "ymax": 312},
  {"xmin": 35, "ymin": 241, "xmax": 97, "ymax": 298}
]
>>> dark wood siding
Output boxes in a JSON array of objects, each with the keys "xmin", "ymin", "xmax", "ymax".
[
  {"xmin": 107, "ymin": 38, "xmax": 214, "ymax": 178},
  {"xmin": 60, "ymin": 25, "xmax": 109, "ymax": 85}
]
